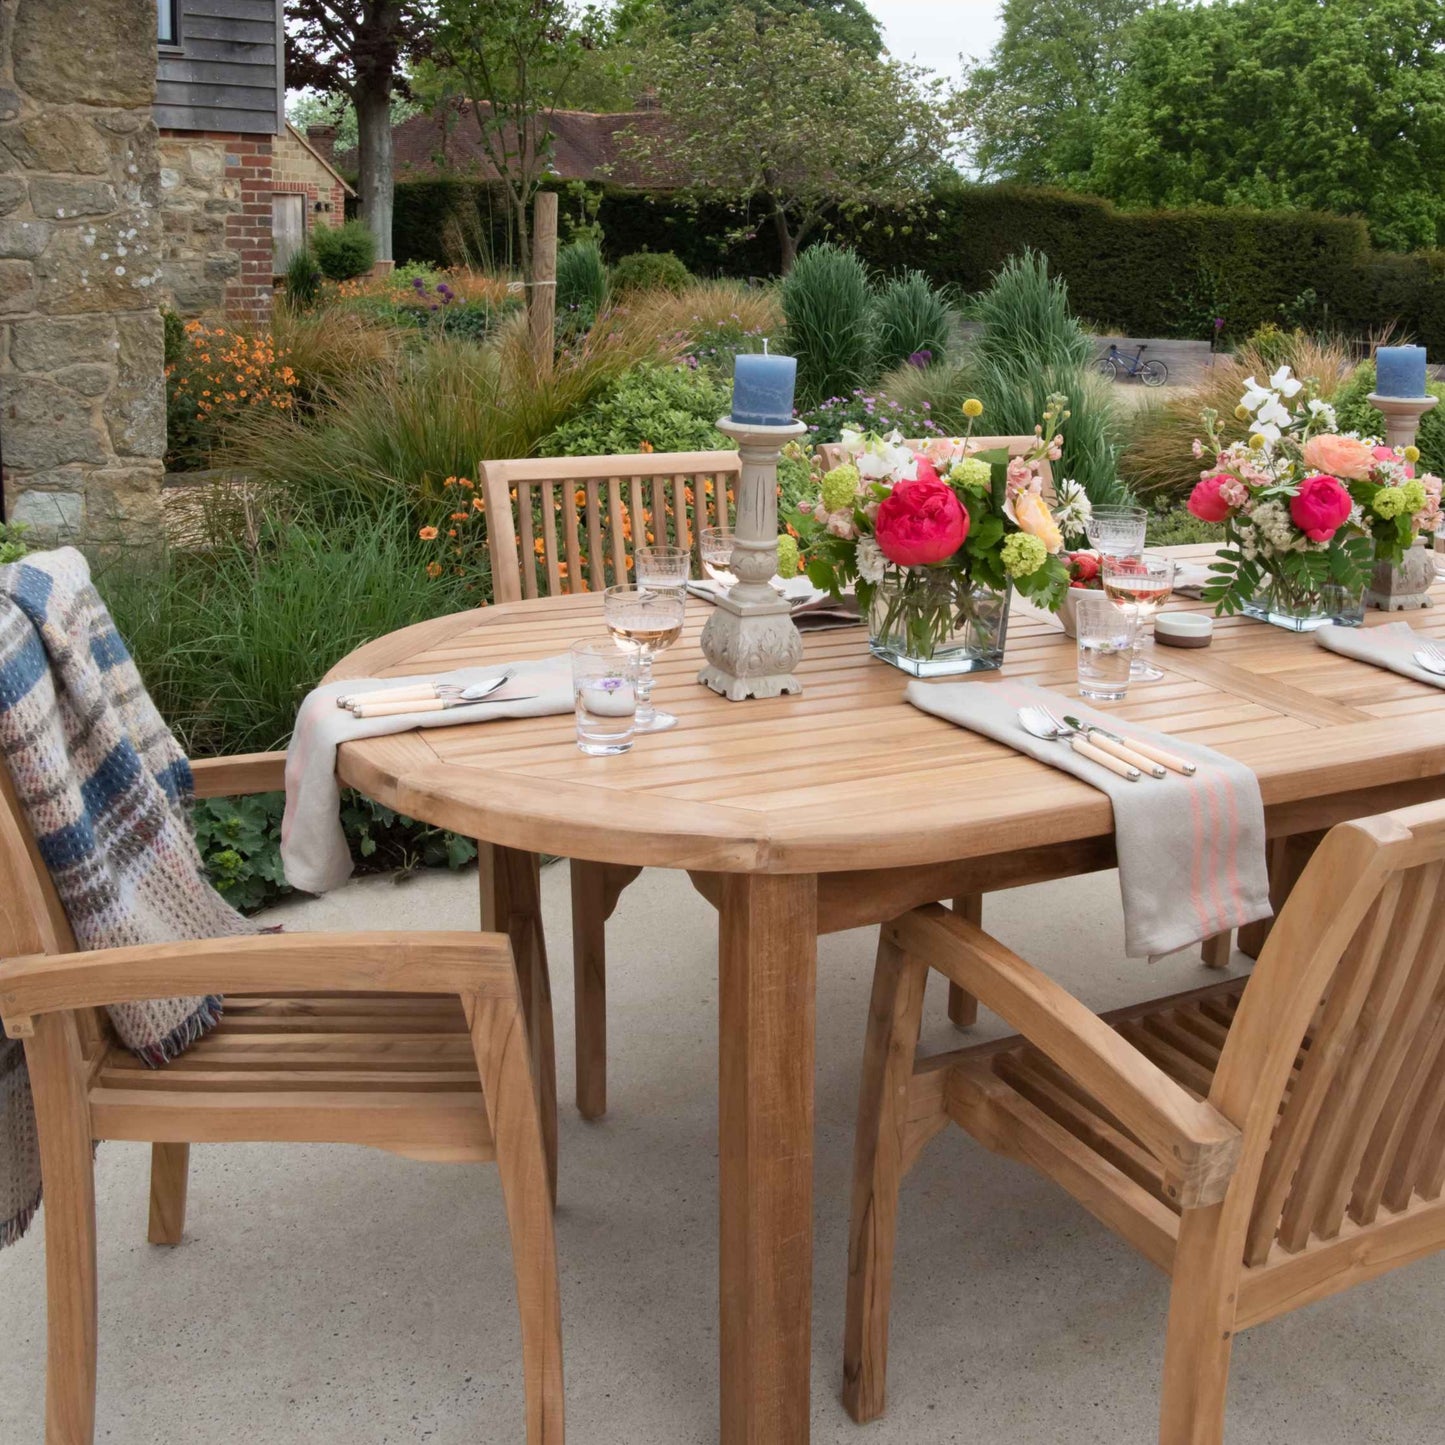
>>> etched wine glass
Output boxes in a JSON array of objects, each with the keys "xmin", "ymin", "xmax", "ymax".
[
  {"xmin": 1102, "ymin": 554, "xmax": 1175, "ymax": 682},
  {"xmin": 1086, "ymin": 505, "xmax": 1148, "ymax": 560},
  {"xmin": 603, "ymin": 583, "xmax": 687, "ymax": 732},
  {"xmin": 699, "ymin": 526, "xmax": 738, "ymax": 590},
  {"xmin": 635, "ymin": 544, "xmax": 690, "ymax": 594}
]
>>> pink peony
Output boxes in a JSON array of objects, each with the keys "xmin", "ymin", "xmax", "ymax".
[
  {"xmin": 911, "ymin": 455, "xmax": 942, "ymax": 486},
  {"xmin": 1302, "ymin": 433, "xmax": 1376, "ymax": 480},
  {"xmin": 874, "ymin": 478, "xmax": 969, "ymax": 567},
  {"xmin": 1290, "ymin": 474, "xmax": 1353, "ymax": 541},
  {"xmin": 1187, "ymin": 474, "xmax": 1236, "ymax": 523}
]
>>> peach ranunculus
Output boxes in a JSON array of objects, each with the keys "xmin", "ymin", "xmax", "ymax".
[
  {"xmin": 1012, "ymin": 490, "xmax": 1064, "ymax": 553},
  {"xmin": 1301, "ymin": 433, "xmax": 1376, "ymax": 480}
]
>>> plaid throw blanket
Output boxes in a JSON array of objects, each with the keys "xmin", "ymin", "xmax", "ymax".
[{"xmin": 0, "ymin": 548, "xmax": 253, "ymax": 1247}]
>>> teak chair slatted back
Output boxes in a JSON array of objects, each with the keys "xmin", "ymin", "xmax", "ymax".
[
  {"xmin": 845, "ymin": 801, "xmax": 1445, "ymax": 1441},
  {"xmin": 815, "ymin": 436, "xmax": 1056, "ymax": 506},
  {"xmin": 0, "ymin": 747, "xmax": 564, "ymax": 1444},
  {"xmin": 481, "ymin": 451, "xmax": 742, "ymax": 604}
]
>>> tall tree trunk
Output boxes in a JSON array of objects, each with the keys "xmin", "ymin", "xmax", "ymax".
[
  {"xmin": 514, "ymin": 189, "xmax": 532, "ymax": 282},
  {"xmin": 355, "ymin": 71, "xmax": 395, "ymax": 261},
  {"xmin": 774, "ymin": 208, "xmax": 798, "ymax": 274}
]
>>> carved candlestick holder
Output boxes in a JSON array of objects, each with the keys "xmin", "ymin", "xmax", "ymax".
[
  {"xmin": 697, "ymin": 418, "xmax": 807, "ymax": 700},
  {"xmin": 1365, "ymin": 392, "xmax": 1440, "ymax": 611}
]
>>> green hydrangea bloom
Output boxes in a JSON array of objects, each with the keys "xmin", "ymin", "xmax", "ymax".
[
  {"xmin": 1000, "ymin": 532, "xmax": 1047, "ymax": 578},
  {"xmin": 951, "ymin": 457, "xmax": 992, "ymax": 490},
  {"xmin": 775, "ymin": 534, "xmax": 800, "ymax": 578},
  {"xmin": 1371, "ymin": 486, "xmax": 1409, "ymax": 520},
  {"xmin": 820, "ymin": 464, "xmax": 860, "ymax": 513},
  {"xmin": 1400, "ymin": 479, "xmax": 1428, "ymax": 514}
]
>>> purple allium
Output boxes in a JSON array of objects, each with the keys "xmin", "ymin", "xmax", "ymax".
[
  {"xmin": 907, "ymin": 349, "xmax": 933, "ymax": 367},
  {"xmin": 412, "ymin": 276, "xmax": 426, "ymax": 291}
]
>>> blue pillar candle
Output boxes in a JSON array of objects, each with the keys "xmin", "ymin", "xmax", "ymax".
[
  {"xmin": 731, "ymin": 349, "xmax": 797, "ymax": 426},
  {"xmin": 1375, "ymin": 345, "xmax": 1428, "ymax": 399}
]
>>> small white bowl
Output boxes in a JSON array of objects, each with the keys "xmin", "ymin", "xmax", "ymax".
[{"xmin": 1155, "ymin": 612, "xmax": 1214, "ymax": 648}]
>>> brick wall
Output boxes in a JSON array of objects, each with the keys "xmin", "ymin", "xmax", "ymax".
[
  {"xmin": 273, "ymin": 126, "xmax": 348, "ymax": 244},
  {"xmin": 0, "ymin": 0, "xmax": 167, "ymax": 549},
  {"xmin": 157, "ymin": 130, "xmax": 273, "ymax": 322}
]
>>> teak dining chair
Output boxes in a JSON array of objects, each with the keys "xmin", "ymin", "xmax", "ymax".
[
  {"xmin": 0, "ymin": 754, "xmax": 564, "ymax": 1445},
  {"xmin": 843, "ymin": 802, "xmax": 1445, "ymax": 1443},
  {"xmin": 480, "ymin": 450, "xmax": 740, "ymax": 1122}
]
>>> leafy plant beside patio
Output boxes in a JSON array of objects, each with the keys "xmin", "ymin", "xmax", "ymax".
[{"xmin": 541, "ymin": 362, "xmax": 730, "ymax": 456}]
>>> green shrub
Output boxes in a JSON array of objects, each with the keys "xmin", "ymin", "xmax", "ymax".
[
  {"xmin": 162, "ymin": 308, "xmax": 186, "ymax": 365},
  {"xmin": 1145, "ymin": 501, "xmax": 1224, "ymax": 548},
  {"xmin": 283, "ymin": 247, "xmax": 324, "ymax": 309},
  {"xmin": 798, "ymin": 387, "xmax": 945, "ymax": 445},
  {"xmin": 1243, "ymin": 322, "xmax": 1290, "ymax": 368},
  {"xmin": 311, "ymin": 220, "xmax": 377, "ymax": 281},
  {"xmin": 872, "ymin": 271, "xmax": 952, "ymax": 373},
  {"xmin": 610, "ymin": 250, "xmax": 692, "ymax": 295},
  {"xmin": 0, "ymin": 521, "xmax": 30, "ymax": 564},
  {"xmin": 1334, "ymin": 362, "xmax": 1445, "ymax": 478},
  {"xmin": 556, "ymin": 240, "xmax": 609, "ymax": 332},
  {"xmin": 782, "ymin": 242, "xmax": 875, "ymax": 408},
  {"xmin": 542, "ymin": 362, "xmax": 731, "ymax": 456}
]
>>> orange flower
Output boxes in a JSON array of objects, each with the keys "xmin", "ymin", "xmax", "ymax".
[
  {"xmin": 471, "ymin": 497, "xmax": 485, "ymax": 511},
  {"xmin": 450, "ymin": 511, "xmax": 469, "ymax": 522},
  {"xmin": 418, "ymin": 526, "xmax": 439, "ymax": 541},
  {"xmin": 447, "ymin": 529, "xmax": 457, "ymax": 538},
  {"xmin": 639, "ymin": 439, "xmax": 655, "ymax": 453},
  {"xmin": 425, "ymin": 561, "xmax": 443, "ymax": 579}
]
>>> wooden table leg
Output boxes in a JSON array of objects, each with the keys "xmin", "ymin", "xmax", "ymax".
[
  {"xmin": 569, "ymin": 859, "xmax": 642, "ymax": 1121},
  {"xmin": 480, "ymin": 843, "xmax": 558, "ymax": 1203},
  {"xmin": 718, "ymin": 872, "xmax": 818, "ymax": 1445},
  {"xmin": 947, "ymin": 894, "xmax": 982, "ymax": 1027}
]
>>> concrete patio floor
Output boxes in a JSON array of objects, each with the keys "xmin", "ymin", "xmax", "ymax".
[{"xmin": 1, "ymin": 863, "xmax": 1440, "ymax": 1443}]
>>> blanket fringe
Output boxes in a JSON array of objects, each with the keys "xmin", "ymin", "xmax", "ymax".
[
  {"xmin": 134, "ymin": 994, "xmax": 225, "ymax": 1069},
  {"xmin": 1, "ymin": 1192, "xmax": 40, "ymax": 1249}
]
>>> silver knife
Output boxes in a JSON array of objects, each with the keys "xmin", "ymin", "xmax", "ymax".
[{"xmin": 1063, "ymin": 715, "xmax": 1194, "ymax": 777}]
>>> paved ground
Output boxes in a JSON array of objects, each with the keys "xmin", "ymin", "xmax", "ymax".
[{"xmin": 1, "ymin": 864, "xmax": 1440, "ymax": 1443}]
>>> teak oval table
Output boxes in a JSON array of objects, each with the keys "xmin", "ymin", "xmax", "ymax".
[{"xmin": 325, "ymin": 545, "xmax": 1445, "ymax": 1443}]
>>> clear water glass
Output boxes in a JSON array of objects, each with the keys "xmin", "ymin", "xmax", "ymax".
[
  {"xmin": 1086, "ymin": 505, "xmax": 1148, "ymax": 559},
  {"xmin": 1075, "ymin": 592, "xmax": 1138, "ymax": 701},
  {"xmin": 603, "ymin": 583, "xmax": 687, "ymax": 733},
  {"xmin": 1102, "ymin": 553, "xmax": 1175, "ymax": 682},
  {"xmin": 700, "ymin": 526, "xmax": 738, "ymax": 589},
  {"xmin": 635, "ymin": 544, "xmax": 690, "ymax": 593},
  {"xmin": 570, "ymin": 640, "xmax": 638, "ymax": 756}
]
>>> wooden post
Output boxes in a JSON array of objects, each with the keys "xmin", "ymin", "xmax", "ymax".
[{"xmin": 530, "ymin": 191, "xmax": 558, "ymax": 377}]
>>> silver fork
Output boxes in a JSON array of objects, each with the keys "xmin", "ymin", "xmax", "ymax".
[
  {"xmin": 1018, "ymin": 704, "xmax": 1141, "ymax": 781},
  {"xmin": 1413, "ymin": 639, "xmax": 1445, "ymax": 675}
]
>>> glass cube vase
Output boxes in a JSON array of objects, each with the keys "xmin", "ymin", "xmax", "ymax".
[{"xmin": 867, "ymin": 571, "xmax": 1011, "ymax": 676}]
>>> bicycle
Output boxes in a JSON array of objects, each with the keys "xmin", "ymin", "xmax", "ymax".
[{"xmin": 1094, "ymin": 342, "xmax": 1168, "ymax": 387}]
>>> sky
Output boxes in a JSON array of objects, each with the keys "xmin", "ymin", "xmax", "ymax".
[{"xmin": 875, "ymin": 0, "xmax": 1005, "ymax": 79}]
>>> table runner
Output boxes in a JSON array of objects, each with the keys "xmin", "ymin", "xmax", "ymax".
[
  {"xmin": 282, "ymin": 658, "xmax": 572, "ymax": 894},
  {"xmin": 906, "ymin": 677, "xmax": 1272, "ymax": 958}
]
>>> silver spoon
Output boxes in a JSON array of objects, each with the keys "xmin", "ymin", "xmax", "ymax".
[
  {"xmin": 1018, "ymin": 705, "xmax": 1142, "ymax": 781},
  {"xmin": 1412, "ymin": 647, "xmax": 1445, "ymax": 676}
]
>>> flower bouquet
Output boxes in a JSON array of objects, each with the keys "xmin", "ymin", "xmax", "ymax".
[
  {"xmin": 1188, "ymin": 366, "xmax": 1442, "ymax": 630},
  {"xmin": 791, "ymin": 397, "xmax": 1093, "ymax": 674}
]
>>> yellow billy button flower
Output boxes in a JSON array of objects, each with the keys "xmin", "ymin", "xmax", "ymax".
[
  {"xmin": 1248, "ymin": 433, "xmax": 1267, "ymax": 450},
  {"xmin": 962, "ymin": 398, "xmax": 984, "ymax": 419},
  {"xmin": 1234, "ymin": 405, "xmax": 1251, "ymax": 421},
  {"xmin": 1405, "ymin": 446, "xmax": 1421, "ymax": 464}
]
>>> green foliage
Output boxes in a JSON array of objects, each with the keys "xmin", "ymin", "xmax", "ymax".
[
  {"xmin": 1334, "ymin": 362, "xmax": 1445, "ymax": 478},
  {"xmin": 542, "ymin": 362, "xmax": 730, "ymax": 455},
  {"xmin": 659, "ymin": 0, "xmax": 884, "ymax": 55},
  {"xmin": 0, "ymin": 521, "xmax": 30, "ymax": 564},
  {"xmin": 1085, "ymin": 0, "xmax": 1445, "ymax": 252},
  {"xmin": 782, "ymin": 242, "xmax": 875, "ymax": 407},
  {"xmin": 798, "ymin": 387, "xmax": 944, "ymax": 445},
  {"xmin": 871, "ymin": 271, "xmax": 952, "ymax": 373},
  {"xmin": 1245, "ymin": 322, "xmax": 1290, "ymax": 369},
  {"xmin": 556, "ymin": 239, "xmax": 609, "ymax": 331},
  {"xmin": 311, "ymin": 220, "xmax": 377, "ymax": 281},
  {"xmin": 161, "ymin": 308, "xmax": 186, "ymax": 365},
  {"xmin": 1145, "ymin": 501, "xmax": 1223, "ymax": 548},
  {"xmin": 610, "ymin": 250, "xmax": 691, "ymax": 295},
  {"xmin": 283, "ymin": 246, "xmax": 324, "ymax": 309}
]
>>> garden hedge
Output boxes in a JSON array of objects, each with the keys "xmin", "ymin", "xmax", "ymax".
[{"xmin": 390, "ymin": 179, "xmax": 1445, "ymax": 350}]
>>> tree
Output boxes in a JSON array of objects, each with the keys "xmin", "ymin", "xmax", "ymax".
[
  {"xmin": 1084, "ymin": 0, "xmax": 1445, "ymax": 251},
  {"xmin": 432, "ymin": 0, "xmax": 601, "ymax": 273},
  {"xmin": 286, "ymin": 2, "xmax": 434, "ymax": 261},
  {"xmin": 964, "ymin": 0, "xmax": 1156, "ymax": 186},
  {"xmin": 625, "ymin": 7, "xmax": 962, "ymax": 271},
  {"xmin": 659, "ymin": 0, "xmax": 883, "ymax": 56}
]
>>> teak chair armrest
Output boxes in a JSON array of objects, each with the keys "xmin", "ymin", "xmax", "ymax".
[
  {"xmin": 888, "ymin": 907, "xmax": 1242, "ymax": 1201},
  {"xmin": 189, "ymin": 752, "xmax": 287, "ymax": 799},
  {"xmin": 0, "ymin": 931, "xmax": 516, "ymax": 1036}
]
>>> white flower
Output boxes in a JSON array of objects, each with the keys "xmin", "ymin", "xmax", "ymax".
[
  {"xmin": 1052, "ymin": 478, "xmax": 1093, "ymax": 533},
  {"xmin": 1240, "ymin": 376, "xmax": 1272, "ymax": 412},
  {"xmin": 1307, "ymin": 397, "xmax": 1338, "ymax": 429},
  {"xmin": 855, "ymin": 534, "xmax": 886, "ymax": 584},
  {"xmin": 1255, "ymin": 395, "xmax": 1292, "ymax": 432},
  {"xmin": 1270, "ymin": 365, "xmax": 1303, "ymax": 398}
]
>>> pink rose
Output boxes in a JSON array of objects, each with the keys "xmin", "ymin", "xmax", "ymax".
[
  {"xmin": 1187, "ymin": 474, "xmax": 1236, "ymax": 523},
  {"xmin": 874, "ymin": 478, "xmax": 969, "ymax": 567},
  {"xmin": 1302, "ymin": 433, "xmax": 1376, "ymax": 481},
  {"xmin": 1290, "ymin": 474, "xmax": 1353, "ymax": 541}
]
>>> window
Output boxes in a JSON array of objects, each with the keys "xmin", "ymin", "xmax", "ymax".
[{"xmin": 157, "ymin": 0, "xmax": 178, "ymax": 46}]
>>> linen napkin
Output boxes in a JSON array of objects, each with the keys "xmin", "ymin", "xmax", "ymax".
[
  {"xmin": 686, "ymin": 576, "xmax": 861, "ymax": 630},
  {"xmin": 1315, "ymin": 621, "xmax": 1445, "ymax": 689},
  {"xmin": 282, "ymin": 657, "xmax": 572, "ymax": 894},
  {"xmin": 906, "ymin": 676, "xmax": 1272, "ymax": 958},
  {"xmin": 1172, "ymin": 561, "xmax": 1215, "ymax": 598}
]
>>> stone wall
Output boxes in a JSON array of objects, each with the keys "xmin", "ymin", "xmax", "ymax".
[
  {"xmin": 157, "ymin": 129, "xmax": 273, "ymax": 321},
  {"xmin": 0, "ymin": 0, "xmax": 167, "ymax": 549}
]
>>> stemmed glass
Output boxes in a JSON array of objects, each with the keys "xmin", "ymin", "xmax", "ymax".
[
  {"xmin": 635, "ymin": 544, "xmax": 691, "ymax": 593},
  {"xmin": 699, "ymin": 526, "xmax": 738, "ymax": 589},
  {"xmin": 1086, "ymin": 505, "xmax": 1148, "ymax": 560},
  {"xmin": 603, "ymin": 583, "xmax": 686, "ymax": 732},
  {"xmin": 1102, "ymin": 554, "xmax": 1175, "ymax": 682}
]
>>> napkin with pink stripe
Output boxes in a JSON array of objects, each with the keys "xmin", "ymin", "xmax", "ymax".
[
  {"xmin": 1315, "ymin": 621, "xmax": 1445, "ymax": 689},
  {"xmin": 282, "ymin": 657, "xmax": 572, "ymax": 895},
  {"xmin": 906, "ymin": 677, "xmax": 1272, "ymax": 958}
]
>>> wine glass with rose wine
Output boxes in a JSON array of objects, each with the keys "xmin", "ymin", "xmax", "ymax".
[
  {"xmin": 1102, "ymin": 554, "xmax": 1175, "ymax": 682},
  {"xmin": 603, "ymin": 583, "xmax": 687, "ymax": 732}
]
